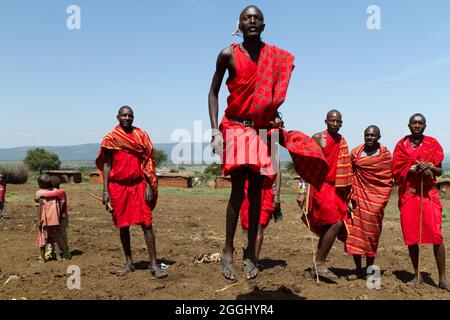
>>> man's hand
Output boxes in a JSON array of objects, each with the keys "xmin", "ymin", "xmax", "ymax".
[
  {"xmin": 269, "ymin": 116, "xmax": 284, "ymax": 129},
  {"xmin": 273, "ymin": 195, "xmax": 282, "ymax": 222},
  {"xmin": 145, "ymin": 184, "xmax": 154, "ymax": 204},
  {"xmin": 102, "ymin": 191, "xmax": 112, "ymax": 213},
  {"xmin": 347, "ymin": 200, "xmax": 354, "ymax": 218},
  {"xmin": 210, "ymin": 134, "xmax": 223, "ymax": 156},
  {"xmin": 296, "ymin": 193, "xmax": 306, "ymax": 210},
  {"xmin": 415, "ymin": 162, "xmax": 432, "ymax": 173}
]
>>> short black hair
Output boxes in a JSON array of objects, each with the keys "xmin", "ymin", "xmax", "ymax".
[
  {"xmin": 240, "ymin": 5, "xmax": 264, "ymax": 20},
  {"xmin": 409, "ymin": 113, "xmax": 426, "ymax": 124},
  {"xmin": 37, "ymin": 174, "xmax": 52, "ymax": 189},
  {"xmin": 118, "ymin": 105, "xmax": 134, "ymax": 115}
]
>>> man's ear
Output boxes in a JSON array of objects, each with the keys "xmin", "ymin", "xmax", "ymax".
[{"xmin": 261, "ymin": 23, "xmax": 265, "ymax": 32}]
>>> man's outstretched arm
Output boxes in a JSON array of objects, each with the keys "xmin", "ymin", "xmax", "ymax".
[{"xmin": 208, "ymin": 47, "xmax": 232, "ymax": 154}]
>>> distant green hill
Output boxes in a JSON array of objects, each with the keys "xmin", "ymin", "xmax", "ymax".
[
  {"xmin": 0, "ymin": 145, "xmax": 448, "ymax": 169},
  {"xmin": 0, "ymin": 143, "xmax": 291, "ymax": 163}
]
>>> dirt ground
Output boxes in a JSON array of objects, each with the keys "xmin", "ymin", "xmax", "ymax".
[{"xmin": 0, "ymin": 182, "xmax": 449, "ymax": 300}]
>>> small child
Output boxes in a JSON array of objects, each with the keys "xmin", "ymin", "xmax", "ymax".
[
  {"xmin": 0, "ymin": 174, "xmax": 6, "ymax": 219},
  {"xmin": 35, "ymin": 174, "xmax": 63, "ymax": 263},
  {"xmin": 50, "ymin": 176, "xmax": 71, "ymax": 260}
]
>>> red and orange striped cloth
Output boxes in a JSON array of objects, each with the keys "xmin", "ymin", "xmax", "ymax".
[
  {"xmin": 392, "ymin": 135, "xmax": 444, "ymax": 245},
  {"xmin": 345, "ymin": 145, "xmax": 393, "ymax": 257},
  {"xmin": 95, "ymin": 125, "xmax": 158, "ymax": 209}
]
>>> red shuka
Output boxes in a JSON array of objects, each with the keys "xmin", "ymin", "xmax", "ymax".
[
  {"xmin": 96, "ymin": 126, "xmax": 158, "ymax": 228},
  {"xmin": 220, "ymin": 43, "xmax": 328, "ymax": 189},
  {"xmin": 240, "ymin": 176, "xmax": 275, "ymax": 230},
  {"xmin": 392, "ymin": 136, "xmax": 444, "ymax": 245},
  {"xmin": 308, "ymin": 132, "xmax": 352, "ymax": 237},
  {"xmin": 345, "ymin": 145, "xmax": 393, "ymax": 257},
  {"xmin": 0, "ymin": 182, "xmax": 5, "ymax": 202}
]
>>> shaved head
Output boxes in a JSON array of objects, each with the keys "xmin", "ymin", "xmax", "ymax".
[
  {"xmin": 409, "ymin": 113, "xmax": 426, "ymax": 124},
  {"xmin": 365, "ymin": 125, "xmax": 380, "ymax": 136},
  {"xmin": 118, "ymin": 105, "xmax": 133, "ymax": 116},
  {"xmin": 240, "ymin": 5, "xmax": 264, "ymax": 20},
  {"xmin": 326, "ymin": 109, "xmax": 342, "ymax": 120}
]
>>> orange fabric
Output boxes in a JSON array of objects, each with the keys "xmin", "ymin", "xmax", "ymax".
[
  {"xmin": 95, "ymin": 125, "xmax": 158, "ymax": 210},
  {"xmin": 345, "ymin": 145, "xmax": 393, "ymax": 257},
  {"xmin": 393, "ymin": 136, "xmax": 444, "ymax": 245},
  {"xmin": 36, "ymin": 189, "xmax": 68, "ymax": 217},
  {"xmin": 308, "ymin": 132, "xmax": 351, "ymax": 237},
  {"xmin": 240, "ymin": 177, "xmax": 275, "ymax": 230}
]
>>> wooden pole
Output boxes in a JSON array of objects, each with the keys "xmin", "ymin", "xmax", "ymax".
[
  {"xmin": 89, "ymin": 193, "xmax": 114, "ymax": 213},
  {"xmin": 417, "ymin": 176, "xmax": 424, "ymax": 285},
  {"xmin": 303, "ymin": 184, "xmax": 320, "ymax": 283}
]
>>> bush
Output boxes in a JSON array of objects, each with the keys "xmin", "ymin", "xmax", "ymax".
[
  {"xmin": 285, "ymin": 161, "xmax": 296, "ymax": 174},
  {"xmin": 204, "ymin": 162, "xmax": 221, "ymax": 177},
  {"xmin": 0, "ymin": 163, "xmax": 29, "ymax": 184},
  {"xmin": 24, "ymin": 148, "xmax": 61, "ymax": 172},
  {"xmin": 154, "ymin": 149, "xmax": 168, "ymax": 168}
]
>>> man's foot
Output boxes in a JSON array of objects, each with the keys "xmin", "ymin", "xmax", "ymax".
[
  {"xmin": 55, "ymin": 254, "xmax": 63, "ymax": 262},
  {"xmin": 150, "ymin": 265, "xmax": 168, "ymax": 279},
  {"xmin": 438, "ymin": 281, "xmax": 450, "ymax": 292},
  {"xmin": 220, "ymin": 254, "xmax": 237, "ymax": 284},
  {"xmin": 115, "ymin": 263, "xmax": 135, "ymax": 277},
  {"xmin": 346, "ymin": 270, "xmax": 365, "ymax": 281},
  {"xmin": 407, "ymin": 276, "xmax": 423, "ymax": 286},
  {"xmin": 62, "ymin": 253, "xmax": 72, "ymax": 261},
  {"xmin": 243, "ymin": 258, "xmax": 259, "ymax": 284},
  {"xmin": 311, "ymin": 266, "xmax": 338, "ymax": 280}
]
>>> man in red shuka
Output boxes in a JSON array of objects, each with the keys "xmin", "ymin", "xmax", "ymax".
[
  {"xmin": 298, "ymin": 110, "xmax": 353, "ymax": 281},
  {"xmin": 392, "ymin": 113, "xmax": 449, "ymax": 291},
  {"xmin": 209, "ymin": 5, "xmax": 328, "ymax": 284},
  {"xmin": 96, "ymin": 106, "xmax": 167, "ymax": 279}
]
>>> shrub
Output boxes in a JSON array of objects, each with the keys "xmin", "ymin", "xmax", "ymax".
[
  {"xmin": 0, "ymin": 163, "xmax": 29, "ymax": 184},
  {"xmin": 154, "ymin": 149, "xmax": 168, "ymax": 168},
  {"xmin": 204, "ymin": 162, "xmax": 221, "ymax": 177},
  {"xmin": 23, "ymin": 148, "xmax": 61, "ymax": 172}
]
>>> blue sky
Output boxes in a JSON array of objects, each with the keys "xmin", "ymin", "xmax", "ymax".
[{"xmin": 1, "ymin": 0, "xmax": 449, "ymax": 154}]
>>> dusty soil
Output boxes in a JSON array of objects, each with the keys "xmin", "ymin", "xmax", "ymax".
[{"xmin": 0, "ymin": 182, "xmax": 449, "ymax": 300}]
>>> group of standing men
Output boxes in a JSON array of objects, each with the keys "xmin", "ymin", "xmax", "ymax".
[
  {"xmin": 207, "ymin": 5, "xmax": 449, "ymax": 291},
  {"xmin": 92, "ymin": 5, "xmax": 448, "ymax": 292}
]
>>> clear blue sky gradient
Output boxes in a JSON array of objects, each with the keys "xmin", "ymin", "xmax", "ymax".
[{"xmin": 1, "ymin": 0, "xmax": 449, "ymax": 154}]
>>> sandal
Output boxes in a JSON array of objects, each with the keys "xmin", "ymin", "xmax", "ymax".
[
  {"xmin": 438, "ymin": 281, "xmax": 450, "ymax": 292},
  {"xmin": 310, "ymin": 266, "xmax": 337, "ymax": 280},
  {"xmin": 150, "ymin": 265, "xmax": 168, "ymax": 279},
  {"xmin": 346, "ymin": 270, "xmax": 365, "ymax": 281},
  {"xmin": 114, "ymin": 263, "xmax": 135, "ymax": 277},
  {"xmin": 220, "ymin": 254, "xmax": 237, "ymax": 284},
  {"xmin": 243, "ymin": 258, "xmax": 259, "ymax": 284}
]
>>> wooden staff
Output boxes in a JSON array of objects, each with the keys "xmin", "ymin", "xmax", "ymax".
[
  {"xmin": 89, "ymin": 193, "xmax": 114, "ymax": 213},
  {"xmin": 417, "ymin": 175, "xmax": 424, "ymax": 285},
  {"xmin": 302, "ymin": 184, "xmax": 320, "ymax": 283}
]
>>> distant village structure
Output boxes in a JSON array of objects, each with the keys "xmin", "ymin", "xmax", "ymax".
[{"xmin": 43, "ymin": 170, "xmax": 82, "ymax": 184}]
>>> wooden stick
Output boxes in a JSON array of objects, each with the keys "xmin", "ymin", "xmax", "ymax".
[
  {"xmin": 417, "ymin": 176, "xmax": 424, "ymax": 285},
  {"xmin": 302, "ymin": 184, "xmax": 320, "ymax": 283},
  {"xmin": 89, "ymin": 193, "xmax": 114, "ymax": 213}
]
